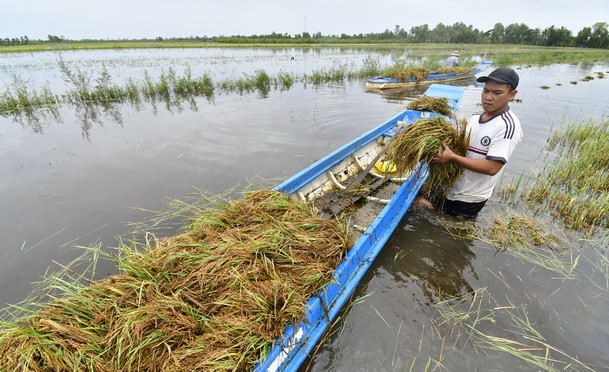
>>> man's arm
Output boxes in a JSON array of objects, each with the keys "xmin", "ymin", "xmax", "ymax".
[{"xmin": 432, "ymin": 144, "xmax": 504, "ymax": 176}]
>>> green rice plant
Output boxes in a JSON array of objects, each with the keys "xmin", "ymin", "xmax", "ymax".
[
  {"xmin": 217, "ymin": 70, "xmax": 277, "ymax": 97},
  {"xmin": 448, "ymin": 211, "xmax": 578, "ymax": 278},
  {"xmin": 142, "ymin": 71, "xmax": 157, "ymax": 100},
  {"xmin": 275, "ymin": 71, "xmax": 295, "ymax": 90},
  {"xmin": 306, "ymin": 63, "xmax": 349, "ymax": 85},
  {"xmin": 307, "ymin": 69, "xmax": 325, "ymax": 85},
  {"xmin": 524, "ymin": 120, "xmax": 609, "ymax": 233},
  {"xmin": 58, "ymin": 56, "xmax": 94, "ymax": 103},
  {"xmin": 254, "ymin": 70, "xmax": 271, "ymax": 96},
  {"xmin": 496, "ymin": 171, "xmax": 527, "ymax": 203},
  {"xmin": 492, "ymin": 53, "xmax": 517, "ymax": 66},
  {"xmin": 358, "ymin": 55, "xmax": 384, "ymax": 78},
  {"xmin": 173, "ymin": 67, "xmax": 214, "ymax": 100},
  {"xmin": 432, "ymin": 288, "xmax": 595, "ymax": 371},
  {"xmin": 587, "ymin": 239, "xmax": 609, "ymax": 290},
  {"xmin": 156, "ymin": 68, "xmax": 173, "ymax": 98},
  {"xmin": 124, "ymin": 78, "xmax": 141, "ymax": 103},
  {"xmin": 0, "ymin": 75, "xmax": 59, "ymax": 114}
]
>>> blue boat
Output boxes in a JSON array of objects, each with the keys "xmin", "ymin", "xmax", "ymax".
[
  {"xmin": 366, "ymin": 60, "xmax": 492, "ymax": 92},
  {"xmin": 255, "ymin": 84, "xmax": 465, "ymax": 371}
]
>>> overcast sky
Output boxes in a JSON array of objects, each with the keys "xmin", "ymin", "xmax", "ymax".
[{"xmin": 2, "ymin": 0, "xmax": 608, "ymax": 41}]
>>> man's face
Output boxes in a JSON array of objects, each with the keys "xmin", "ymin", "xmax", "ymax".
[{"xmin": 481, "ymin": 80, "xmax": 518, "ymax": 115}]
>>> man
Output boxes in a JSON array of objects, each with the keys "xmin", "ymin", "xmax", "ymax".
[
  {"xmin": 429, "ymin": 68, "xmax": 523, "ymax": 218},
  {"xmin": 444, "ymin": 51, "xmax": 460, "ymax": 68}
]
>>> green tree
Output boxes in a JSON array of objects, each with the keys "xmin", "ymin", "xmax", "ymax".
[
  {"xmin": 504, "ymin": 23, "xmax": 538, "ymax": 44},
  {"xmin": 47, "ymin": 34, "xmax": 64, "ymax": 43},
  {"xmin": 575, "ymin": 27, "xmax": 592, "ymax": 47},
  {"xmin": 541, "ymin": 26, "xmax": 573, "ymax": 46},
  {"xmin": 588, "ymin": 22, "xmax": 609, "ymax": 48},
  {"xmin": 430, "ymin": 23, "xmax": 451, "ymax": 43},
  {"xmin": 489, "ymin": 23, "xmax": 505, "ymax": 44},
  {"xmin": 449, "ymin": 22, "xmax": 482, "ymax": 43},
  {"xmin": 393, "ymin": 24, "xmax": 407, "ymax": 39},
  {"xmin": 410, "ymin": 24, "xmax": 430, "ymax": 43}
]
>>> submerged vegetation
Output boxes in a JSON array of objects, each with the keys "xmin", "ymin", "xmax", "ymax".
[
  {"xmin": 429, "ymin": 120, "xmax": 608, "ymax": 371},
  {"xmin": 432, "ymin": 288, "xmax": 595, "ymax": 371},
  {"xmin": 1, "ymin": 44, "xmax": 609, "ymax": 371},
  {"xmin": 0, "ymin": 58, "xmax": 374, "ymax": 117},
  {"xmin": 445, "ymin": 119, "xmax": 608, "ymax": 279},
  {"xmin": 0, "ymin": 61, "xmax": 216, "ymax": 116},
  {"xmin": 0, "ymin": 189, "xmax": 353, "ymax": 370},
  {"xmin": 523, "ymin": 120, "xmax": 609, "ymax": 234},
  {"xmin": 2, "ymin": 44, "xmax": 609, "ymax": 121}
]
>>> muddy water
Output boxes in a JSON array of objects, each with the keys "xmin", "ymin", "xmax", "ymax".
[{"xmin": 1, "ymin": 48, "xmax": 609, "ymax": 370}]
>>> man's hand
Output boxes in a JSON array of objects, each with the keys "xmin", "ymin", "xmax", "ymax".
[
  {"xmin": 431, "ymin": 143, "xmax": 504, "ymax": 176},
  {"xmin": 431, "ymin": 143, "xmax": 454, "ymax": 164}
]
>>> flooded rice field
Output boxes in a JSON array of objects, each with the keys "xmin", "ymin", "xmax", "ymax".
[{"xmin": 1, "ymin": 47, "xmax": 609, "ymax": 370}]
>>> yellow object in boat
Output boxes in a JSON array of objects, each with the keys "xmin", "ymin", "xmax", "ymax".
[{"xmin": 374, "ymin": 160, "xmax": 397, "ymax": 173}]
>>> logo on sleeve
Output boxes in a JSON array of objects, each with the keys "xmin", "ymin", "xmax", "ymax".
[{"xmin": 480, "ymin": 136, "xmax": 491, "ymax": 146}]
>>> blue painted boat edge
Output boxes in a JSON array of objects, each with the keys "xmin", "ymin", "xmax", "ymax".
[
  {"xmin": 257, "ymin": 165, "xmax": 430, "ymax": 372},
  {"xmin": 257, "ymin": 84, "xmax": 465, "ymax": 371},
  {"xmin": 275, "ymin": 83, "xmax": 464, "ymax": 196},
  {"xmin": 366, "ymin": 60, "xmax": 493, "ymax": 84},
  {"xmin": 424, "ymin": 83, "xmax": 465, "ymax": 112},
  {"xmin": 275, "ymin": 110, "xmax": 404, "ymax": 195}
]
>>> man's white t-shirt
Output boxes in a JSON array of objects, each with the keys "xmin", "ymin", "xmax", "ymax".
[{"xmin": 446, "ymin": 107, "xmax": 523, "ymax": 203}]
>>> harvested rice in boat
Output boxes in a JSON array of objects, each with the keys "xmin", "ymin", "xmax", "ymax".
[
  {"xmin": 436, "ymin": 66, "xmax": 475, "ymax": 75},
  {"xmin": 385, "ymin": 116, "xmax": 469, "ymax": 196},
  {"xmin": 382, "ymin": 66, "xmax": 474, "ymax": 82},
  {"xmin": 406, "ymin": 96, "xmax": 452, "ymax": 117},
  {"xmin": 0, "ymin": 189, "xmax": 353, "ymax": 371},
  {"xmin": 383, "ymin": 66, "xmax": 429, "ymax": 81}
]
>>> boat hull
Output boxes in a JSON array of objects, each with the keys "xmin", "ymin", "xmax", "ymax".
[
  {"xmin": 365, "ymin": 60, "xmax": 492, "ymax": 92},
  {"xmin": 255, "ymin": 84, "xmax": 465, "ymax": 372}
]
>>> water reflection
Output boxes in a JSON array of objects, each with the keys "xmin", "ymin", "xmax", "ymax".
[
  {"xmin": 367, "ymin": 78, "xmax": 477, "ymax": 103},
  {"xmin": 2, "ymin": 94, "xmax": 211, "ymax": 138},
  {"xmin": 7, "ymin": 106, "xmax": 62, "ymax": 134},
  {"xmin": 388, "ymin": 209, "xmax": 478, "ymax": 301}
]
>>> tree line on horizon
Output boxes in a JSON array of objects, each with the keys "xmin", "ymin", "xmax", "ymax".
[{"xmin": 2, "ymin": 21, "xmax": 609, "ymax": 49}]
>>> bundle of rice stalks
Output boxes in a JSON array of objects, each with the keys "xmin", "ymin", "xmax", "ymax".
[
  {"xmin": 385, "ymin": 116, "xmax": 469, "ymax": 196},
  {"xmin": 406, "ymin": 96, "xmax": 452, "ymax": 117},
  {"xmin": 0, "ymin": 189, "xmax": 353, "ymax": 371},
  {"xmin": 383, "ymin": 66, "xmax": 429, "ymax": 81}
]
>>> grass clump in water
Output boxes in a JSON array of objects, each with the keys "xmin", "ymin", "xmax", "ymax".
[
  {"xmin": 522, "ymin": 120, "xmax": 609, "ymax": 234},
  {"xmin": 0, "ymin": 189, "xmax": 353, "ymax": 371},
  {"xmin": 432, "ymin": 288, "xmax": 594, "ymax": 371},
  {"xmin": 448, "ymin": 211, "xmax": 578, "ymax": 278},
  {"xmin": 0, "ymin": 75, "xmax": 59, "ymax": 115}
]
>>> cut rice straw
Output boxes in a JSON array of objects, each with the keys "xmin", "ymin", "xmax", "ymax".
[
  {"xmin": 0, "ymin": 189, "xmax": 353, "ymax": 371},
  {"xmin": 385, "ymin": 115, "xmax": 469, "ymax": 196}
]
